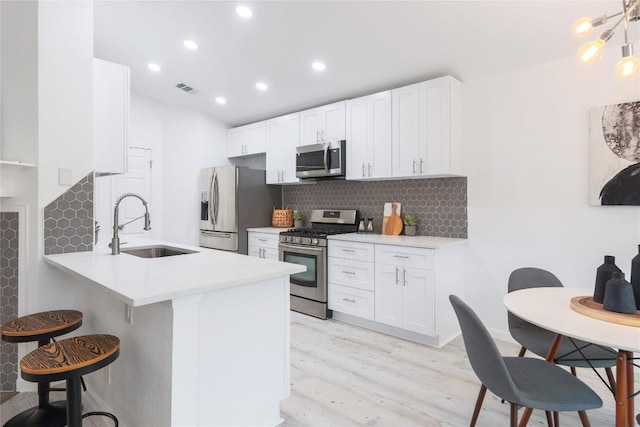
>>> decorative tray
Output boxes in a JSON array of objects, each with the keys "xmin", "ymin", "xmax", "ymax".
[{"xmin": 570, "ymin": 296, "xmax": 640, "ymax": 328}]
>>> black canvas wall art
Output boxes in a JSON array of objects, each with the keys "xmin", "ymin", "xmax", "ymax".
[{"xmin": 589, "ymin": 101, "xmax": 640, "ymax": 205}]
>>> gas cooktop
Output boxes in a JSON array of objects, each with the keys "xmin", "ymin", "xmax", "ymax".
[{"xmin": 279, "ymin": 209, "xmax": 359, "ymax": 246}]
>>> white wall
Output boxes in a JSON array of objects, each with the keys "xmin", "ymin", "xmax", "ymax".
[
  {"xmin": 463, "ymin": 52, "xmax": 640, "ymax": 339},
  {"xmin": 160, "ymin": 102, "xmax": 229, "ymax": 245}
]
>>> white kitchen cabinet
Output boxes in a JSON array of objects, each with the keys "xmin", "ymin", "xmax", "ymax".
[
  {"xmin": 266, "ymin": 113, "xmax": 300, "ymax": 184},
  {"xmin": 299, "ymin": 101, "xmax": 346, "ymax": 146},
  {"xmin": 227, "ymin": 121, "xmax": 267, "ymax": 158},
  {"xmin": 346, "ymin": 91, "xmax": 392, "ymax": 180},
  {"xmin": 391, "ymin": 75, "xmax": 462, "ymax": 178},
  {"xmin": 248, "ymin": 231, "xmax": 279, "ymax": 260},
  {"xmin": 374, "ymin": 245, "xmax": 435, "ymax": 335},
  {"xmin": 93, "ymin": 58, "xmax": 129, "ymax": 175},
  {"xmin": 328, "ymin": 241, "xmax": 375, "ymax": 320}
]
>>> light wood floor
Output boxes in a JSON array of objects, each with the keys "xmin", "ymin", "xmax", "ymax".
[{"xmin": 2, "ymin": 311, "xmax": 637, "ymax": 426}]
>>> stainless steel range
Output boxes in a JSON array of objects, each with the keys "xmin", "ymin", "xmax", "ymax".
[{"xmin": 278, "ymin": 209, "xmax": 359, "ymax": 319}]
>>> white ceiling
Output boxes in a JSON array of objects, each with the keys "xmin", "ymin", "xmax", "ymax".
[{"xmin": 93, "ymin": 0, "xmax": 627, "ymax": 127}]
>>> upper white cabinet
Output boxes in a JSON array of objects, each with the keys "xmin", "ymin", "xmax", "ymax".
[
  {"xmin": 266, "ymin": 113, "xmax": 300, "ymax": 184},
  {"xmin": 227, "ymin": 121, "xmax": 267, "ymax": 158},
  {"xmin": 391, "ymin": 75, "xmax": 462, "ymax": 178},
  {"xmin": 346, "ymin": 91, "xmax": 392, "ymax": 180},
  {"xmin": 299, "ymin": 101, "xmax": 346, "ymax": 146},
  {"xmin": 93, "ymin": 58, "xmax": 129, "ymax": 175}
]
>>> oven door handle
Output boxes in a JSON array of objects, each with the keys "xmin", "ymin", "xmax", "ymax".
[{"xmin": 279, "ymin": 243, "xmax": 325, "ymax": 254}]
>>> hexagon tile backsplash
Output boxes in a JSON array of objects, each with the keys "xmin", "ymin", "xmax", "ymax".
[
  {"xmin": 1, "ymin": 212, "xmax": 19, "ymax": 392},
  {"xmin": 283, "ymin": 177, "xmax": 467, "ymax": 238},
  {"xmin": 44, "ymin": 173, "xmax": 94, "ymax": 255}
]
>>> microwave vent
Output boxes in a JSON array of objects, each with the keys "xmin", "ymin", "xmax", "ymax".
[{"xmin": 175, "ymin": 82, "xmax": 199, "ymax": 95}]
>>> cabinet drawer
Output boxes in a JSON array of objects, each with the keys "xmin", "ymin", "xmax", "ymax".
[
  {"xmin": 328, "ymin": 284, "xmax": 374, "ymax": 320},
  {"xmin": 328, "ymin": 257, "xmax": 374, "ymax": 291},
  {"xmin": 328, "ymin": 240, "xmax": 374, "ymax": 262},
  {"xmin": 375, "ymin": 245, "xmax": 434, "ymax": 270},
  {"xmin": 248, "ymin": 232, "xmax": 279, "ymax": 250}
]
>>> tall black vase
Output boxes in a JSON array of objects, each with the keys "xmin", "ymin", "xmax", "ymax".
[
  {"xmin": 593, "ymin": 255, "xmax": 622, "ymax": 303},
  {"xmin": 630, "ymin": 245, "xmax": 640, "ymax": 310},
  {"xmin": 603, "ymin": 272, "xmax": 637, "ymax": 314}
]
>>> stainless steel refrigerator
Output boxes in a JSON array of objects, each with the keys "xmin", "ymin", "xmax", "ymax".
[{"xmin": 199, "ymin": 165, "xmax": 281, "ymax": 254}]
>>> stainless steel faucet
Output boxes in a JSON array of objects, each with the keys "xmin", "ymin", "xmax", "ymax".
[{"xmin": 110, "ymin": 193, "xmax": 151, "ymax": 255}]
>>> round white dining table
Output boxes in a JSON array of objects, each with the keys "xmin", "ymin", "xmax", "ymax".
[{"xmin": 504, "ymin": 287, "xmax": 639, "ymax": 427}]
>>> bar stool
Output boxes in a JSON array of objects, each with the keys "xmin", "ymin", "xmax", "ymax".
[
  {"xmin": 1, "ymin": 310, "xmax": 83, "ymax": 427},
  {"xmin": 20, "ymin": 334, "xmax": 120, "ymax": 427}
]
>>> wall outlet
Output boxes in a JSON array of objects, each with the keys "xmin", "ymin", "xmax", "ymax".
[{"xmin": 58, "ymin": 167, "xmax": 73, "ymax": 185}]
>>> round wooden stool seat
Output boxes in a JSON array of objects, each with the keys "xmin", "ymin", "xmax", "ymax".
[
  {"xmin": 20, "ymin": 334, "xmax": 120, "ymax": 427},
  {"xmin": 21, "ymin": 334, "xmax": 120, "ymax": 383},
  {"xmin": 1, "ymin": 310, "xmax": 83, "ymax": 343}
]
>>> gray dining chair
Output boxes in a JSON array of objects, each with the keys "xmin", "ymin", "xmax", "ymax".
[
  {"xmin": 508, "ymin": 268, "xmax": 617, "ymax": 385},
  {"xmin": 449, "ymin": 295, "xmax": 602, "ymax": 427}
]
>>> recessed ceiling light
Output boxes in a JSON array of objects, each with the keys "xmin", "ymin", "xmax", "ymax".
[
  {"xmin": 312, "ymin": 62, "xmax": 326, "ymax": 71},
  {"xmin": 183, "ymin": 40, "xmax": 198, "ymax": 50},
  {"xmin": 215, "ymin": 97, "xmax": 227, "ymax": 105},
  {"xmin": 147, "ymin": 63, "xmax": 161, "ymax": 72},
  {"xmin": 236, "ymin": 5, "xmax": 252, "ymax": 18},
  {"xmin": 256, "ymin": 82, "xmax": 268, "ymax": 91}
]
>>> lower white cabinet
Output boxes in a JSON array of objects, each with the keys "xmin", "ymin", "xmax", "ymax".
[
  {"xmin": 328, "ymin": 237, "xmax": 464, "ymax": 347},
  {"xmin": 328, "ymin": 241, "xmax": 375, "ymax": 320},
  {"xmin": 248, "ymin": 232, "xmax": 279, "ymax": 260},
  {"xmin": 374, "ymin": 246, "xmax": 435, "ymax": 336}
]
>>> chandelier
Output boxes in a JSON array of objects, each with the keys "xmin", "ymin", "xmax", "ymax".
[{"xmin": 573, "ymin": 0, "xmax": 640, "ymax": 78}]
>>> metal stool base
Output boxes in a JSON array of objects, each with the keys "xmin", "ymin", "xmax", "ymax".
[{"xmin": 3, "ymin": 400, "xmax": 67, "ymax": 427}]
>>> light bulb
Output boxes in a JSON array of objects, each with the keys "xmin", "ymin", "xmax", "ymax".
[
  {"xmin": 616, "ymin": 55, "xmax": 640, "ymax": 78},
  {"xmin": 578, "ymin": 39, "xmax": 606, "ymax": 63},
  {"xmin": 572, "ymin": 17, "xmax": 593, "ymax": 37}
]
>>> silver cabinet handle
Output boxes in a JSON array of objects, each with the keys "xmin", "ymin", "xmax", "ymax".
[
  {"xmin": 362, "ymin": 163, "xmax": 366, "ymax": 178},
  {"xmin": 412, "ymin": 159, "xmax": 417, "ymax": 175},
  {"xmin": 393, "ymin": 255, "xmax": 409, "ymax": 259},
  {"xmin": 368, "ymin": 163, "xmax": 372, "ymax": 177},
  {"xmin": 341, "ymin": 248, "xmax": 355, "ymax": 253},
  {"xmin": 316, "ymin": 129, "xmax": 320, "ymax": 143},
  {"xmin": 342, "ymin": 298, "xmax": 356, "ymax": 303},
  {"xmin": 420, "ymin": 158, "xmax": 424, "ymax": 175},
  {"xmin": 403, "ymin": 268, "xmax": 407, "ymax": 286},
  {"xmin": 395, "ymin": 267, "xmax": 399, "ymax": 285},
  {"xmin": 342, "ymin": 270, "xmax": 355, "ymax": 275},
  {"xmin": 258, "ymin": 238, "xmax": 267, "ymax": 242}
]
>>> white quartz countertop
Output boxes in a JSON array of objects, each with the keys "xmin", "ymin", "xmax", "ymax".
[
  {"xmin": 328, "ymin": 233, "xmax": 467, "ymax": 248},
  {"xmin": 44, "ymin": 237, "xmax": 305, "ymax": 307},
  {"xmin": 246, "ymin": 227, "xmax": 287, "ymax": 234}
]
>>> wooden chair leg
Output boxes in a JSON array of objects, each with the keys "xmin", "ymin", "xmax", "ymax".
[
  {"xmin": 554, "ymin": 411, "xmax": 559, "ymax": 427},
  {"xmin": 578, "ymin": 410, "xmax": 591, "ymax": 427},
  {"xmin": 570, "ymin": 367, "xmax": 577, "ymax": 376},
  {"xmin": 470, "ymin": 384, "xmax": 487, "ymax": 427},
  {"xmin": 511, "ymin": 403, "xmax": 518, "ymax": 427},
  {"xmin": 545, "ymin": 411, "xmax": 554, "ymax": 427},
  {"xmin": 518, "ymin": 346, "xmax": 527, "ymax": 357}
]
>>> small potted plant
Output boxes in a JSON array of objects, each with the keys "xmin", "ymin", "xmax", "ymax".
[
  {"xmin": 403, "ymin": 214, "xmax": 417, "ymax": 236},
  {"xmin": 293, "ymin": 211, "xmax": 304, "ymax": 228}
]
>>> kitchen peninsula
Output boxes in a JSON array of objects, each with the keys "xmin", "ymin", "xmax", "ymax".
[{"xmin": 43, "ymin": 238, "xmax": 305, "ymax": 427}]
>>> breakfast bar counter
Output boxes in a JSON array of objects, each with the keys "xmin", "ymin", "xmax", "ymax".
[{"xmin": 43, "ymin": 238, "xmax": 305, "ymax": 427}]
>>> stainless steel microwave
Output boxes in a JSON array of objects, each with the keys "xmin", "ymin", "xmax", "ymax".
[{"xmin": 296, "ymin": 140, "xmax": 346, "ymax": 179}]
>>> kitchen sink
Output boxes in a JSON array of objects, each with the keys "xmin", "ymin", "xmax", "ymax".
[{"xmin": 121, "ymin": 245, "xmax": 198, "ymax": 258}]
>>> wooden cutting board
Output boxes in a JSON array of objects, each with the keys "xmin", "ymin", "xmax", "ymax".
[
  {"xmin": 384, "ymin": 203, "xmax": 403, "ymax": 235},
  {"xmin": 382, "ymin": 202, "xmax": 401, "ymax": 235}
]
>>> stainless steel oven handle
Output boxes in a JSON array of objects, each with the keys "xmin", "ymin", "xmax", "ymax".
[
  {"xmin": 323, "ymin": 143, "xmax": 329, "ymax": 174},
  {"xmin": 279, "ymin": 243, "xmax": 325, "ymax": 253}
]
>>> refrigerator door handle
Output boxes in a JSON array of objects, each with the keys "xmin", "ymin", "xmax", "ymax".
[
  {"xmin": 213, "ymin": 172, "xmax": 220, "ymax": 225},
  {"xmin": 209, "ymin": 171, "xmax": 216, "ymax": 226}
]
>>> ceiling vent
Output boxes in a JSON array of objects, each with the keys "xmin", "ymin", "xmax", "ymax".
[{"xmin": 175, "ymin": 83, "xmax": 199, "ymax": 95}]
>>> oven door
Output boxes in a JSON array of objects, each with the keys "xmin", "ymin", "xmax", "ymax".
[{"xmin": 278, "ymin": 242, "xmax": 327, "ymax": 302}]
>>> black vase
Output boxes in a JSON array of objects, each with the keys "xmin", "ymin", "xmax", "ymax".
[
  {"xmin": 603, "ymin": 272, "xmax": 637, "ymax": 314},
  {"xmin": 630, "ymin": 245, "xmax": 640, "ymax": 310},
  {"xmin": 593, "ymin": 255, "xmax": 622, "ymax": 303}
]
